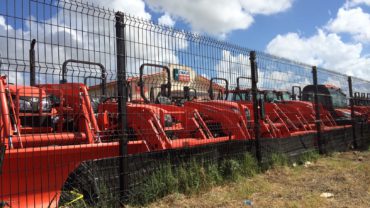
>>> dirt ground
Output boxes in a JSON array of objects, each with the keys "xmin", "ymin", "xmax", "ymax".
[{"xmin": 146, "ymin": 151, "xmax": 370, "ymax": 208}]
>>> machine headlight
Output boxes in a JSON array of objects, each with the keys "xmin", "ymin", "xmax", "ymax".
[
  {"xmin": 41, "ymin": 97, "xmax": 52, "ymax": 112},
  {"xmin": 164, "ymin": 114, "xmax": 173, "ymax": 127},
  {"xmin": 19, "ymin": 97, "xmax": 51, "ymax": 112},
  {"xmin": 19, "ymin": 99, "xmax": 33, "ymax": 111}
]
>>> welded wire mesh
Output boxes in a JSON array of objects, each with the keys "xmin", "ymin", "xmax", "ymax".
[
  {"xmin": 352, "ymin": 77, "xmax": 370, "ymax": 106},
  {"xmin": 351, "ymin": 77, "xmax": 370, "ymax": 148},
  {"xmin": 253, "ymin": 52, "xmax": 318, "ymax": 161},
  {"xmin": 316, "ymin": 68, "xmax": 356, "ymax": 152},
  {"xmin": 122, "ymin": 13, "xmax": 255, "ymax": 155},
  {"xmin": 0, "ymin": 0, "xmax": 370, "ymax": 207},
  {"xmin": 0, "ymin": 0, "xmax": 120, "ymax": 207}
]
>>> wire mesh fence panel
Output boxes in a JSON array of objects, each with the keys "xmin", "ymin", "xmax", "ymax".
[
  {"xmin": 352, "ymin": 77, "xmax": 370, "ymax": 106},
  {"xmin": 351, "ymin": 77, "xmax": 370, "ymax": 149},
  {"xmin": 121, "ymin": 12, "xmax": 259, "ymax": 203},
  {"xmin": 253, "ymin": 51, "xmax": 318, "ymax": 161},
  {"xmin": 0, "ymin": 0, "xmax": 122, "ymax": 207},
  {"xmin": 0, "ymin": 0, "xmax": 258, "ymax": 206},
  {"xmin": 120, "ymin": 13, "xmax": 256, "ymax": 157},
  {"xmin": 1, "ymin": 0, "xmax": 370, "ymax": 207},
  {"xmin": 316, "ymin": 68, "xmax": 354, "ymax": 152}
]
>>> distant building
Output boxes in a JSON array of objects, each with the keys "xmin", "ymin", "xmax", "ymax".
[{"xmin": 88, "ymin": 64, "xmax": 225, "ymax": 101}]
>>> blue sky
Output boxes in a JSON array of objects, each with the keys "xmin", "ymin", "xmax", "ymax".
[
  {"xmin": 2, "ymin": 0, "xmax": 370, "ymax": 86},
  {"xmin": 147, "ymin": 0, "xmax": 346, "ymax": 50},
  {"xmin": 146, "ymin": 0, "xmax": 347, "ymax": 48},
  {"xmin": 95, "ymin": 0, "xmax": 370, "ymax": 80},
  {"xmin": 226, "ymin": 0, "xmax": 345, "ymax": 50}
]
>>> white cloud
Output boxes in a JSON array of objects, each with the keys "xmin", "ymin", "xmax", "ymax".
[
  {"xmin": 215, "ymin": 50, "xmax": 250, "ymax": 87},
  {"xmin": 0, "ymin": 16, "xmax": 31, "ymax": 84},
  {"xmin": 214, "ymin": 49, "xmax": 312, "ymax": 91},
  {"xmin": 266, "ymin": 29, "xmax": 370, "ymax": 80},
  {"xmin": 0, "ymin": 0, "xmax": 189, "ymax": 85},
  {"xmin": 266, "ymin": 3, "xmax": 370, "ymax": 82},
  {"xmin": 145, "ymin": 0, "xmax": 293, "ymax": 37},
  {"xmin": 88, "ymin": 0, "xmax": 151, "ymax": 19},
  {"xmin": 146, "ymin": 0, "xmax": 252, "ymax": 37},
  {"xmin": 125, "ymin": 24, "xmax": 188, "ymax": 76},
  {"xmin": 87, "ymin": 0, "xmax": 294, "ymax": 36},
  {"xmin": 82, "ymin": 0, "xmax": 187, "ymax": 78},
  {"xmin": 346, "ymin": 0, "xmax": 370, "ymax": 7},
  {"xmin": 324, "ymin": 77, "xmax": 343, "ymax": 89},
  {"xmin": 158, "ymin": 13, "xmax": 175, "ymax": 27},
  {"xmin": 0, "ymin": 16, "xmax": 11, "ymax": 30},
  {"xmin": 240, "ymin": 0, "xmax": 293, "ymax": 15},
  {"xmin": 326, "ymin": 7, "xmax": 370, "ymax": 43},
  {"xmin": 260, "ymin": 70, "xmax": 310, "ymax": 91}
]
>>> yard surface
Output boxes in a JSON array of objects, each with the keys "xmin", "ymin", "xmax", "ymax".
[{"xmin": 146, "ymin": 151, "xmax": 370, "ymax": 208}]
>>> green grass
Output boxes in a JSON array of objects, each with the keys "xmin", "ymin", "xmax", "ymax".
[
  {"xmin": 128, "ymin": 153, "xmax": 260, "ymax": 206},
  {"xmin": 239, "ymin": 153, "xmax": 260, "ymax": 177},
  {"xmin": 60, "ymin": 183, "xmax": 119, "ymax": 208},
  {"xmin": 262, "ymin": 152, "xmax": 289, "ymax": 170},
  {"xmin": 219, "ymin": 159, "xmax": 242, "ymax": 181},
  {"xmin": 262, "ymin": 150, "xmax": 321, "ymax": 170},
  {"xmin": 296, "ymin": 150, "xmax": 320, "ymax": 165},
  {"xmin": 129, "ymin": 162, "xmax": 178, "ymax": 205},
  {"xmin": 64, "ymin": 151, "xmax": 322, "ymax": 207}
]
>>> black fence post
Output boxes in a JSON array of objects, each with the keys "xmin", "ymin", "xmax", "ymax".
[
  {"xmin": 115, "ymin": 11, "xmax": 129, "ymax": 202},
  {"xmin": 250, "ymin": 51, "xmax": 262, "ymax": 164},
  {"xmin": 312, "ymin": 66, "xmax": 325, "ymax": 154},
  {"xmin": 29, "ymin": 39, "xmax": 36, "ymax": 86},
  {"xmin": 348, "ymin": 76, "xmax": 358, "ymax": 149}
]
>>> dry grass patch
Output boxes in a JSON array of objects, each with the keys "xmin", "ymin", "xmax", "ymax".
[{"xmin": 146, "ymin": 151, "xmax": 370, "ymax": 208}]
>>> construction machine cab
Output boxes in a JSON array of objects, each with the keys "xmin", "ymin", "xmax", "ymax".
[
  {"xmin": 302, "ymin": 84, "xmax": 351, "ymax": 124},
  {"xmin": 263, "ymin": 90, "xmax": 291, "ymax": 102},
  {"xmin": 138, "ymin": 63, "xmax": 172, "ymax": 105},
  {"xmin": 302, "ymin": 85, "xmax": 347, "ymax": 111},
  {"xmin": 229, "ymin": 76, "xmax": 252, "ymax": 101},
  {"xmin": 208, "ymin": 77, "xmax": 229, "ymax": 100},
  {"xmin": 4, "ymin": 40, "xmax": 56, "ymax": 133},
  {"xmin": 8, "ymin": 84, "xmax": 54, "ymax": 127},
  {"xmin": 291, "ymin": 86, "xmax": 302, "ymax": 101},
  {"xmin": 183, "ymin": 86, "xmax": 197, "ymax": 101},
  {"xmin": 226, "ymin": 76, "xmax": 266, "ymax": 120},
  {"xmin": 63, "ymin": 59, "xmax": 107, "ymax": 113}
]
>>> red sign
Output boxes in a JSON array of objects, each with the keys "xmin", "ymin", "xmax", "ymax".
[{"xmin": 174, "ymin": 68, "xmax": 190, "ymax": 82}]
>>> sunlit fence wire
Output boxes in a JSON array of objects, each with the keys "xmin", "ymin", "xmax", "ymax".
[{"xmin": 0, "ymin": 0, "xmax": 370, "ymax": 207}]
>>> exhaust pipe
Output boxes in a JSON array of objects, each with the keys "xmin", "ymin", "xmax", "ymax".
[{"xmin": 29, "ymin": 39, "xmax": 36, "ymax": 86}]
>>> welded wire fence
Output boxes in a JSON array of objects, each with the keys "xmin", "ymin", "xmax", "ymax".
[
  {"xmin": 1, "ymin": 0, "xmax": 370, "ymax": 207},
  {"xmin": 0, "ymin": 0, "xmax": 121, "ymax": 207}
]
